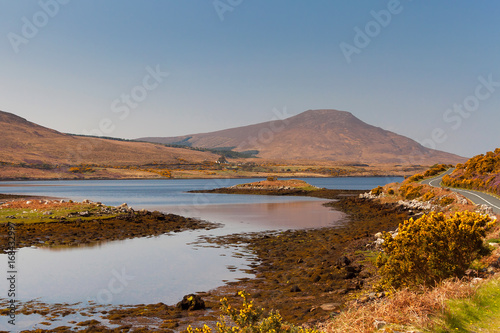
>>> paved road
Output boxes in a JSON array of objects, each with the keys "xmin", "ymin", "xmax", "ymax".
[{"xmin": 422, "ymin": 169, "xmax": 500, "ymax": 215}]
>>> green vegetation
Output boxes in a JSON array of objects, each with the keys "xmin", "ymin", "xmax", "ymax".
[
  {"xmin": 377, "ymin": 211, "xmax": 493, "ymax": 289},
  {"xmin": 0, "ymin": 202, "xmax": 116, "ymax": 224},
  {"xmin": 187, "ymin": 291, "xmax": 319, "ymax": 333},
  {"xmin": 442, "ymin": 148, "xmax": 500, "ymax": 195},
  {"xmin": 431, "ymin": 277, "xmax": 500, "ymax": 333}
]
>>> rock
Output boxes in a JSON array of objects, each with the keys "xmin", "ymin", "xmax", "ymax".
[
  {"xmin": 374, "ymin": 232, "xmax": 383, "ymax": 239},
  {"xmin": 336, "ymin": 256, "xmax": 351, "ymax": 267},
  {"xmin": 489, "ymin": 242, "xmax": 500, "ymax": 249},
  {"xmin": 471, "ymin": 277, "xmax": 483, "ymax": 284},
  {"xmin": 490, "ymin": 257, "xmax": 500, "ymax": 269},
  {"xmin": 373, "ymin": 320, "xmax": 386, "ymax": 330},
  {"xmin": 26, "ymin": 201, "xmax": 32, "ymax": 205},
  {"xmin": 119, "ymin": 203, "xmax": 128, "ymax": 208},
  {"xmin": 79, "ymin": 211, "xmax": 90, "ymax": 217},
  {"xmin": 320, "ymin": 303, "xmax": 340, "ymax": 311},
  {"xmin": 43, "ymin": 211, "xmax": 53, "ymax": 215},
  {"xmin": 290, "ymin": 285, "xmax": 301, "ymax": 292},
  {"xmin": 357, "ymin": 295, "xmax": 370, "ymax": 303},
  {"xmin": 82, "ymin": 199, "xmax": 91, "ymax": 204},
  {"xmin": 176, "ymin": 294, "xmax": 205, "ymax": 311}
]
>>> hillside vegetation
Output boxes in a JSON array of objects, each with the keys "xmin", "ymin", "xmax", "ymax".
[{"xmin": 442, "ymin": 148, "xmax": 500, "ymax": 195}]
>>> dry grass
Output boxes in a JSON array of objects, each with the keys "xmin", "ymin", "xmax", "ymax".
[{"xmin": 322, "ymin": 279, "xmax": 477, "ymax": 333}]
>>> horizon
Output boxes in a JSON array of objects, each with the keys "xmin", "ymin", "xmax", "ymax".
[{"xmin": 1, "ymin": 1, "xmax": 499, "ymax": 157}]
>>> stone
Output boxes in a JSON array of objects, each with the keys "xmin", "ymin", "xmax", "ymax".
[
  {"xmin": 490, "ymin": 257, "xmax": 500, "ymax": 269},
  {"xmin": 373, "ymin": 319, "xmax": 386, "ymax": 330},
  {"xmin": 290, "ymin": 285, "xmax": 301, "ymax": 292},
  {"xmin": 176, "ymin": 294, "xmax": 205, "ymax": 311},
  {"xmin": 320, "ymin": 303, "xmax": 340, "ymax": 311},
  {"xmin": 336, "ymin": 256, "xmax": 351, "ymax": 267}
]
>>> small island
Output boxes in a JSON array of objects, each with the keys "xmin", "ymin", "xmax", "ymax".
[{"xmin": 190, "ymin": 177, "xmax": 325, "ymax": 196}]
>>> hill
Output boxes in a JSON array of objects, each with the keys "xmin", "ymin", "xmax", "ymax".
[
  {"xmin": 138, "ymin": 109, "xmax": 465, "ymax": 165},
  {"xmin": 442, "ymin": 148, "xmax": 500, "ymax": 195},
  {"xmin": 0, "ymin": 110, "xmax": 218, "ymax": 166}
]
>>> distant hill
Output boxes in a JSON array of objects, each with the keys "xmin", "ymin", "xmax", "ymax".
[
  {"xmin": 138, "ymin": 109, "xmax": 466, "ymax": 165},
  {"xmin": 0, "ymin": 110, "xmax": 217, "ymax": 165},
  {"xmin": 442, "ymin": 148, "xmax": 500, "ymax": 195}
]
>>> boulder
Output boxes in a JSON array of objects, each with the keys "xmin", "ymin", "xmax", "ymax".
[
  {"xmin": 336, "ymin": 256, "xmax": 351, "ymax": 267},
  {"xmin": 176, "ymin": 294, "xmax": 205, "ymax": 311}
]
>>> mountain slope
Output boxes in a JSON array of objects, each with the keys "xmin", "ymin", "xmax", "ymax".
[
  {"xmin": 139, "ymin": 109, "xmax": 465, "ymax": 165},
  {"xmin": 0, "ymin": 111, "xmax": 217, "ymax": 165}
]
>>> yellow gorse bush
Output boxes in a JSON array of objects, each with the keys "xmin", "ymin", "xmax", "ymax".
[
  {"xmin": 377, "ymin": 211, "xmax": 493, "ymax": 289},
  {"xmin": 187, "ymin": 291, "xmax": 320, "ymax": 333}
]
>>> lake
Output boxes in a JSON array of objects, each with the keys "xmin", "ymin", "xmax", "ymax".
[{"xmin": 0, "ymin": 177, "xmax": 401, "ymax": 307}]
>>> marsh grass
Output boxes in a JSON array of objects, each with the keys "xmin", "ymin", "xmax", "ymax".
[
  {"xmin": 323, "ymin": 279, "xmax": 477, "ymax": 333},
  {"xmin": 431, "ymin": 277, "xmax": 500, "ymax": 333}
]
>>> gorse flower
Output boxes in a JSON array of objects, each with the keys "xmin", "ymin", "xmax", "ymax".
[
  {"xmin": 187, "ymin": 291, "xmax": 320, "ymax": 333},
  {"xmin": 377, "ymin": 211, "xmax": 493, "ymax": 289}
]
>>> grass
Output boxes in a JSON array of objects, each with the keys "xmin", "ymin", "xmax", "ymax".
[
  {"xmin": 430, "ymin": 277, "xmax": 500, "ymax": 333},
  {"xmin": 323, "ymin": 279, "xmax": 477, "ymax": 333},
  {"xmin": 0, "ymin": 202, "xmax": 117, "ymax": 224}
]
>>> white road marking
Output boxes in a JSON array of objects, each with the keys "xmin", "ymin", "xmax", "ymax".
[
  {"xmin": 423, "ymin": 170, "xmax": 500, "ymax": 212},
  {"xmin": 454, "ymin": 189, "xmax": 500, "ymax": 211}
]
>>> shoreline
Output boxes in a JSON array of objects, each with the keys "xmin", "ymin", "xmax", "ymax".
[
  {"xmin": 0, "ymin": 189, "xmax": 419, "ymax": 331},
  {"xmin": 0, "ymin": 174, "xmax": 405, "ymax": 183}
]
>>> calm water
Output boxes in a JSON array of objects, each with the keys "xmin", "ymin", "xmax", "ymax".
[{"xmin": 0, "ymin": 177, "xmax": 402, "ymax": 315}]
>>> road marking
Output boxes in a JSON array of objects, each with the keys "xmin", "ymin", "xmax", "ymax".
[
  {"xmin": 454, "ymin": 189, "xmax": 500, "ymax": 211},
  {"xmin": 429, "ymin": 178, "xmax": 441, "ymax": 187},
  {"xmin": 422, "ymin": 170, "xmax": 500, "ymax": 212}
]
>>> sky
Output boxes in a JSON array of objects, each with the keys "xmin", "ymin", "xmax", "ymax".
[{"xmin": 0, "ymin": 0, "xmax": 499, "ymax": 158}]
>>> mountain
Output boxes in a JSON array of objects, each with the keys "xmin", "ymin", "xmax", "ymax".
[
  {"xmin": 138, "ymin": 109, "xmax": 465, "ymax": 165},
  {"xmin": 0, "ymin": 111, "xmax": 217, "ymax": 165}
]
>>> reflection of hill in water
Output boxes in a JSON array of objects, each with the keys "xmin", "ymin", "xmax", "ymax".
[{"xmin": 167, "ymin": 200, "xmax": 345, "ymax": 231}]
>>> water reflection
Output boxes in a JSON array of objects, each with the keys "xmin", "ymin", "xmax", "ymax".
[
  {"xmin": 161, "ymin": 200, "xmax": 345, "ymax": 232},
  {"xmin": 0, "ymin": 200, "xmax": 343, "ymax": 306}
]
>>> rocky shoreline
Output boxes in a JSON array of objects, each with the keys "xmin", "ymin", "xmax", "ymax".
[
  {"xmin": 0, "ymin": 199, "xmax": 219, "ymax": 252},
  {"xmin": 0, "ymin": 189, "xmax": 422, "ymax": 332}
]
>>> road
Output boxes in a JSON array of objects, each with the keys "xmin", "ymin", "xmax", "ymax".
[{"xmin": 421, "ymin": 169, "xmax": 500, "ymax": 214}]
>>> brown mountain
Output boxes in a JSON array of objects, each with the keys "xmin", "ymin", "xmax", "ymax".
[
  {"xmin": 139, "ymin": 109, "xmax": 466, "ymax": 165},
  {"xmin": 0, "ymin": 111, "xmax": 217, "ymax": 165}
]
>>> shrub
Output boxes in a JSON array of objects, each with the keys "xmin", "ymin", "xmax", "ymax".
[
  {"xmin": 399, "ymin": 184, "xmax": 423, "ymax": 200},
  {"xmin": 407, "ymin": 173, "xmax": 424, "ymax": 183},
  {"xmin": 187, "ymin": 291, "xmax": 319, "ymax": 333},
  {"xmin": 421, "ymin": 190, "xmax": 435, "ymax": 201},
  {"xmin": 441, "ymin": 148, "xmax": 500, "ymax": 195},
  {"xmin": 438, "ymin": 197, "xmax": 454, "ymax": 206},
  {"xmin": 371, "ymin": 186, "xmax": 383, "ymax": 196},
  {"xmin": 377, "ymin": 211, "xmax": 493, "ymax": 289},
  {"xmin": 387, "ymin": 188, "xmax": 395, "ymax": 195}
]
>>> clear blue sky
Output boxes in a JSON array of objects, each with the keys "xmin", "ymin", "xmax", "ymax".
[{"xmin": 1, "ymin": 1, "xmax": 499, "ymax": 157}]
